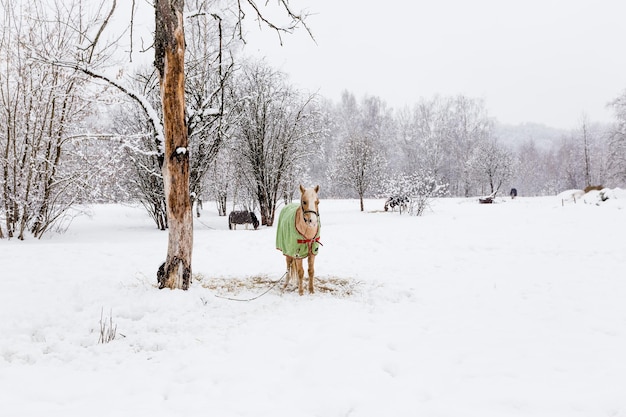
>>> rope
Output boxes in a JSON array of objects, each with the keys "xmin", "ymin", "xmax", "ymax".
[
  {"xmin": 214, "ymin": 271, "xmax": 288, "ymax": 302},
  {"xmin": 194, "ymin": 217, "xmax": 215, "ymax": 229}
]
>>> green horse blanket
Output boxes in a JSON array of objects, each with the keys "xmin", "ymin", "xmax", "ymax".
[{"xmin": 275, "ymin": 203, "xmax": 321, "ymax": 259}]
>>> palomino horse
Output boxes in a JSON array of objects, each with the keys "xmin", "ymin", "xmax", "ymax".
[{"xmin": 275, "ymin": 185, "xmax": 321, "ymax": 295}]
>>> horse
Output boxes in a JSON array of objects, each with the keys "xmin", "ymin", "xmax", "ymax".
[
  {"xmin": 275, "ymin": 185, "xmax": 321, "ymax": 295},
  {"xmin": 384, "ymin": 195, "xmax": 409, "ymax": 213},
  {"xmin": 228, "ymin": 210, "xmax": 259, "ymax": 230}
]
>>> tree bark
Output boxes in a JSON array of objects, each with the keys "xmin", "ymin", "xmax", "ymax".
[{"xmin": 155, "ymin": 0, "xmax": 192, "ymax": 290}]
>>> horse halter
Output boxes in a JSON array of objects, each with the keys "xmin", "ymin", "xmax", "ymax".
[
  {"xmin": 302, "ymin": 209, "xmax": 320, "ymax": 224},
  {"xmin": 300, "ymin": 186, "xmax": 319, "ymax": 225}
]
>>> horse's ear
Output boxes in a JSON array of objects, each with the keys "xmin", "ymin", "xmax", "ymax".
[
  {"xmin": 299, "ymin": 184, "xmax": 306, "ymax": 194},
  {"xmin": 314, "ymin": 185, "xmax": 320, "ymax": 193}
]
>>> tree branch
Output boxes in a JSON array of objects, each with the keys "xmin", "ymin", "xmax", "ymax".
[
  {"xmin": 237, "ymin": 0, "xmax": 316, "ymax": 46},
  {"xmin": 52, "ymin": 61, "xmax": 164, "ymax": 155},
  {"xmin": 87, "ymin": 0, "xmax": 117, "ymax": 63}
]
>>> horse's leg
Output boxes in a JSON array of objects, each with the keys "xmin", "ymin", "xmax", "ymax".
[
  {"xmin": 296, "ymin": 258, "xmax": 304, "ymax": 296},
  {"xmin": 307, "ymin": 253, "xmax": 315, "ymax": 294},
  {"xmin": 283, "ymin": 256, "xmax": 292, "ymax": 290}
]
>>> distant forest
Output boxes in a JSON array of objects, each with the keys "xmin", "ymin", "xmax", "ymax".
[{"xmin": 2, "ymin": 1, "xmax": 626, "ymax": 238}]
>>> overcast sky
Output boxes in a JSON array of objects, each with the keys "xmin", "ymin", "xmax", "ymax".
[{"xmin": 242, "ymin": 0, "xmax": 626, "ymax": 129}]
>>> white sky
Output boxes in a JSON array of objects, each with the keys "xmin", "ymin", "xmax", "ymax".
[{"xmin": 242, "ymin": 0, "xmax": 626, "ymax": 129}]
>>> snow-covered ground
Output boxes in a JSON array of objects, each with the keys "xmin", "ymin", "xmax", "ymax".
[{"xmin": 2, "ymin": 192, "xmax": 626, "ymax": 416}]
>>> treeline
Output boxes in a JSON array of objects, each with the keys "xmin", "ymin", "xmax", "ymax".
[{"xmin": 1, "ymin": 0, "xmax": 625, "ymax": 238}]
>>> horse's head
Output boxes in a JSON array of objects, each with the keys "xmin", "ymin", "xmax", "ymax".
[{"xmin": 299, "ymin": 184, "xmax": 320, "ymax": 229}]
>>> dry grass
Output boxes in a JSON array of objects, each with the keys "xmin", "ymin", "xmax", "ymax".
[
  {"xmin": 313, "ymin": 276, "xmax": 360, "ymax": 296},
  {"xmin": 98, "ymin": 308, "xmax": 117, "ymax": 344},
  {"xmin": 584, "ymin": 185, "xmax": 603, "ymax": 193},
  {"xmin": 195, "ymin": 273, "xmax": 359, "ymax": 298}
]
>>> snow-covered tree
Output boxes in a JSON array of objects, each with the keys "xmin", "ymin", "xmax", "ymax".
[
  {"xmin": 469, "ymin": 138, "xmax": 514, "ymax": 196},
  {"xmin": 395, "ymin": 95, "xmax": 492, "ymax": 197},
  {"xmin": 231, "ymin": 61, "xmax": 321, "ymax": 226},
  {"xmin": 109, "ymin": 94, "xmax": 168, "ymax": 229},
  {"xmin": 511, "ymin": 139, "xmax": 544, "ymax": 196},
  {"xmin": 331, "ymin": 136, "xmax": 387, "ymax": 211},
  {"xmin": 185, "ymin": 1, "xmax": 239, "ymax": 208},
  {"xmin": 447, "ymin": 96, "xmax": 493, "ymax": 196},
  {"xmin": 397, "ymin": 97, "xmax": 451, "ymax": 178},
  {"xmin": 573, "ymin": 115, "xmax": 610, "ymax": 189},
  {"xmin": 383, "ymin": 172, "xmax": 448, "ymax": 216},
  {"xmin": 556, "ymin": 136, "xmax": 585, "ymax": 190},
  {"xmin": 329, "ymin": 92, "xmax": 391, "ymax": 209},
  {"xmin": 204, "ymin": 145, "xmax": 239, "ymax": 216},
  {"xmin": 608, "ymin": 95, "xmax": 626, "ymax": 185},
  {"xmin": 0, "ymin": 0, "xmax": 115, "ymax": 239},
  {"xmin": 296, "ymin": 97, "xmax": 335, "ymax": 198}
]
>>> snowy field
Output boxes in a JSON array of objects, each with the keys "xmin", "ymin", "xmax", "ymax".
[{"xmin": 1, "ymin": 191, "xmax": 626, "ymax": 417}]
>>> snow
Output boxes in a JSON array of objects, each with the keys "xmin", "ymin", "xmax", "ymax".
[
  {"xmin": 204, "ymin": 108, "xmax": 220, "ymax": 117},
  {"xmin": 2, "ymin": 194, "xmax": 626, "ymax": 416},
  {"xmin": 176, "ymin": 147, "xmax": 187, "ymax": 155},
  {"xmin": 557, "ymin": 189, "xmax": 585, "ymax": 203}
]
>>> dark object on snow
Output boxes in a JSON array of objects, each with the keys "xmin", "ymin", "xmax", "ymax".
[
  {"xmin": 510, "ymin": 188, "xmax": 517, "ymax": 199},
  {"xmin": 479, "ymin": 191, "xmax": 497, "ymax": 204},
  {"xmin": 384, "ymin": 195, "xmax": 409, "ymax": 212},
  {"xmin": 228, "ymin": 211, "xmax": 259, "ymax": 230},
  {"xmin": 157, "ymin": 261, "xmax": 166, "ymax": 288}
]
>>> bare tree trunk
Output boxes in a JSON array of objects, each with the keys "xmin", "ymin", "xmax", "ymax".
[
  {"xmin": 32, "ymin": 77, "xmax": 70, "ymax": 239},
  {"xmin": 155, "ymin": 0, "xmax": 192, "ymax": 290},
  {"xmin": 582, "ymin": 119, "xmax": 591, "ymax": 188}
]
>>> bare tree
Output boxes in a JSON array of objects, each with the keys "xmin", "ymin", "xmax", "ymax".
[
  {"xmin": 580, "ymin": 115, "xmax": 592, "ymax": 188},
  {"xmin": 232, "ymin": 61, "xmax": 320, "ymax": 226},
  {"xmin": 397, "ymin": 97, "xmax": 452, "ymax": 181},
  {"xmin": 469, "ymin": 138, "xmax": 513, "ymax": 195},
  {"xmin": 555, "ymin": 137, "xmax": 584, "ymax": 190},
  {"xmin": 110, "ymin": 94, "xmax": 168, "ymax": 229},
  {"xmin": 447, "ymin": 96, "xmax": 493, "ymax": 196},
  {"xmin": 332, "ymin": 136, "xmax": 386, "ymax": 211},
  {"xmin": 575, "ymin": 115, "xmax": 610, "ymax": 189},
  {"xmin": 393, "ymin": 95, "xmax": 492, "ymax": 197},
  {"xmin": 154, "ymin": 0, "xmax": 193, "ymax": 290},
  {"xmin": 206, "ymin": 146, "xmax": 236, "ymax": 216},
  {"xmin": 0, "ymin": 0, "xmax": 117, "ymax": 239},
  {"xmin": 608, "ymin": 93, "xmax": 626, "ymax": 186},
  {"xmin": 330, "ymin": 92, "xmax": 389, "ymax": 210},
  {"xmin": 512, "ymin": 139, "xmax": 543, "ymax": 196},
  {"xmin": 185, "ymin": 1, "xmax": 239, "ymax": 207}
]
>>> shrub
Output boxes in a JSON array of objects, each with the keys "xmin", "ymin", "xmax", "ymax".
[{"xmin": 383, "ymin": 172, "xmax": 448, "ymax": 216}]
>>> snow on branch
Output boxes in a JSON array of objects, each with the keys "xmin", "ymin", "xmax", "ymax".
[
  {"xmin": 383, "ymin": 172, "xmax": 449, "ymax": 216},
  {"xmin": 50, "ymin": 61, "xmax": 165, "ymax": 155}
]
